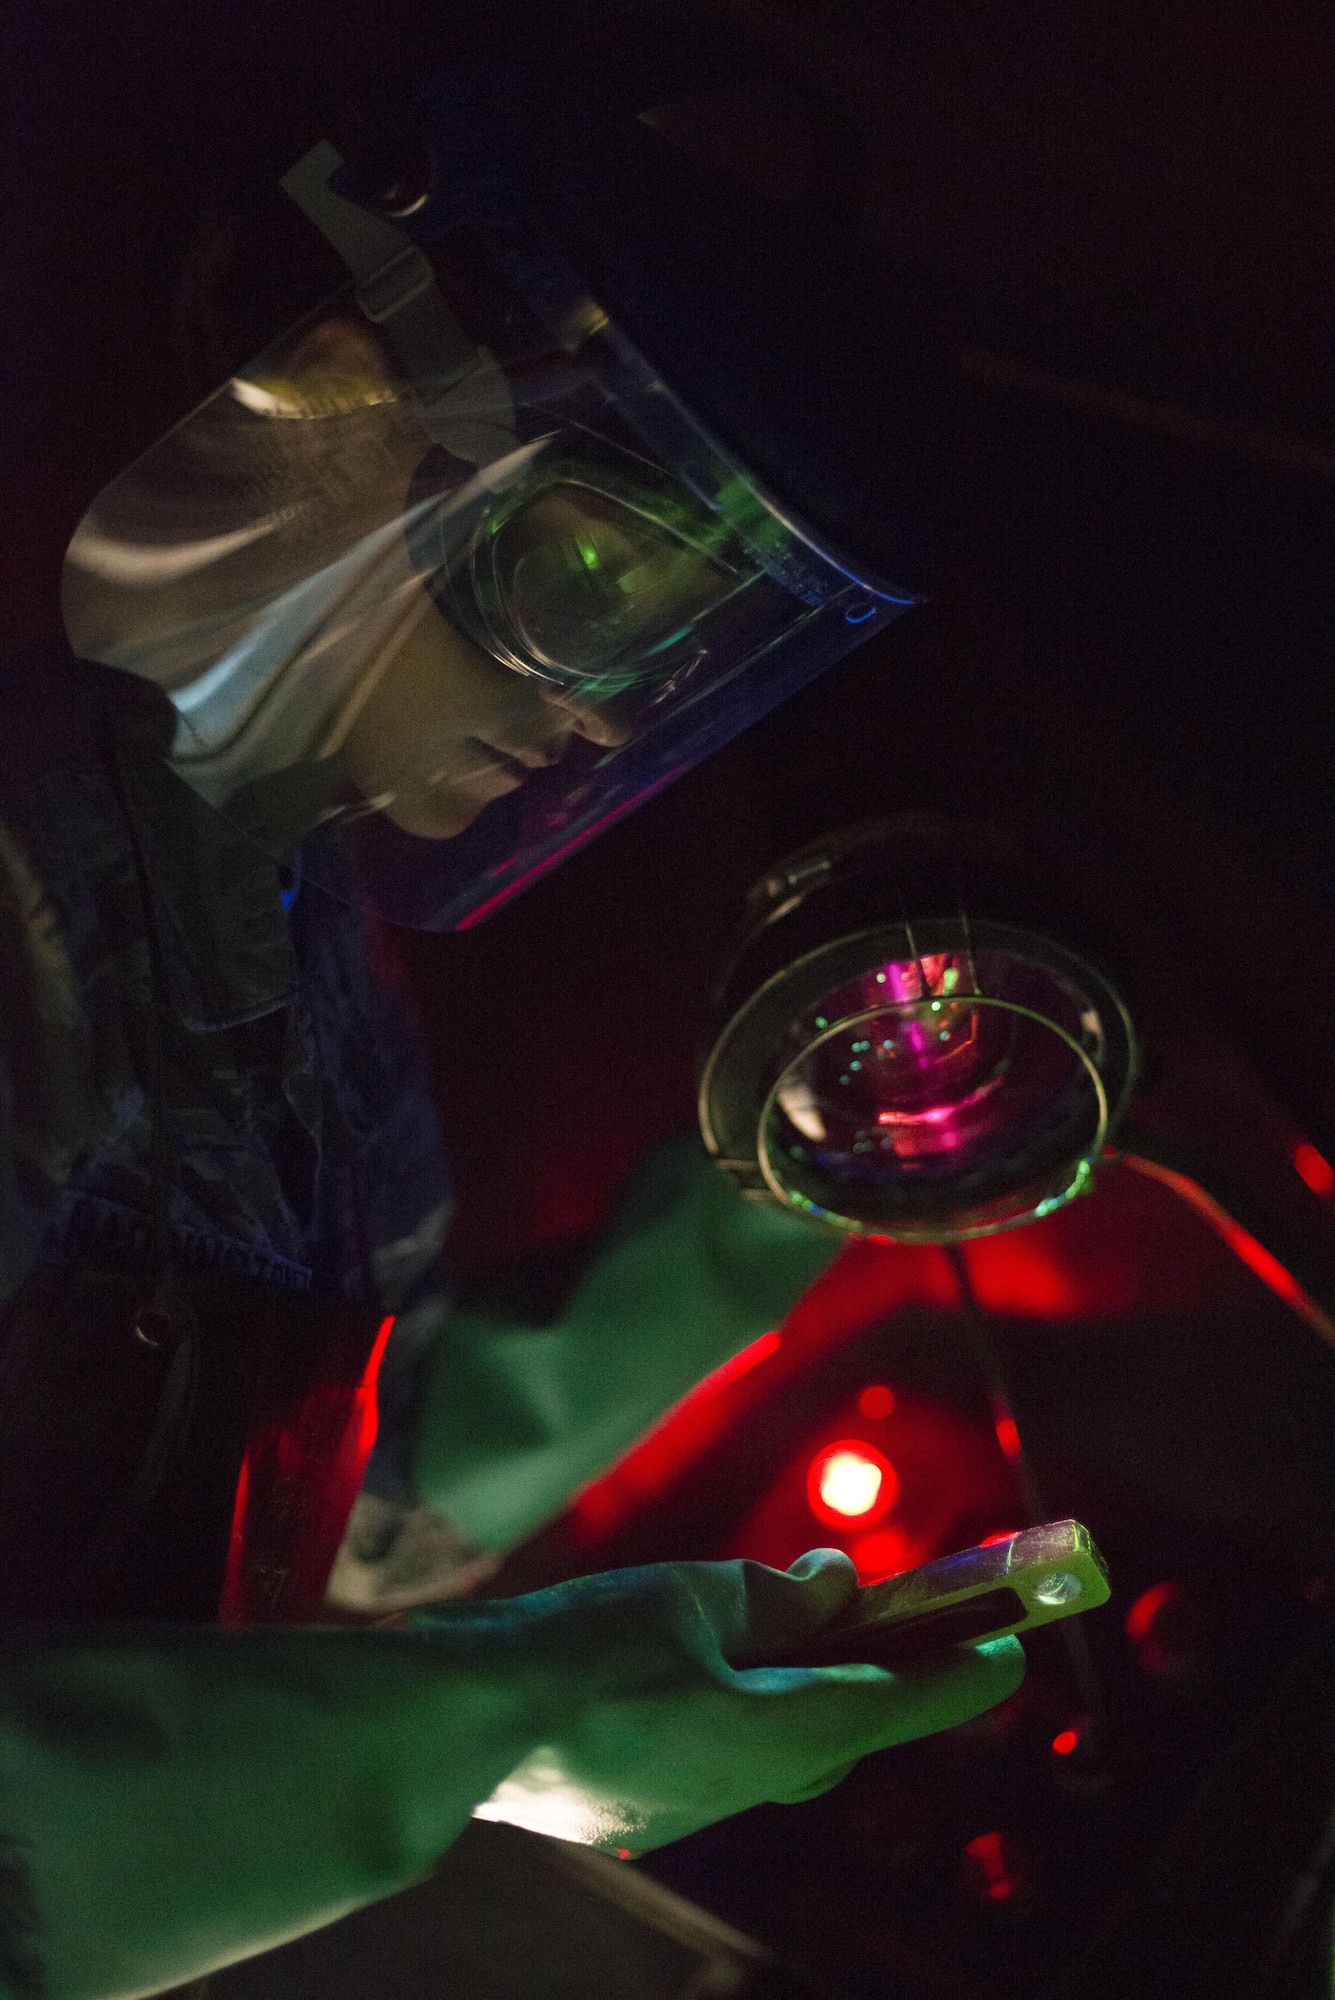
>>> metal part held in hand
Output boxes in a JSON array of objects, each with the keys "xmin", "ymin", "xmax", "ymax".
[{"xmin": 753, "ymin": 1521, "xmax": 1110, "ymax": 1671}]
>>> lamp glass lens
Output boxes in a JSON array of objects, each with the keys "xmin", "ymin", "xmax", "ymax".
[{"xmin": 767, "ymin": 945, "xmax": 1103, "ymax": 1221}]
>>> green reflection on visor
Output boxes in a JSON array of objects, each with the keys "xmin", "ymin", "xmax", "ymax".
[{"xmin": 467, "ymin": 471, "xmax": 749, "ymax": 691}]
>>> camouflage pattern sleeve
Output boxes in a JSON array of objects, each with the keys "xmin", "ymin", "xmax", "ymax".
[{"xmin": 0, "ymin": 824, "xmax": 94, "ymax": 1312}]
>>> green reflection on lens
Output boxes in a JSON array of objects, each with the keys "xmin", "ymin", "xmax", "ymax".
[{"xmin": 501, "ymin": 484, "xmax": 735, "ymax": 682}]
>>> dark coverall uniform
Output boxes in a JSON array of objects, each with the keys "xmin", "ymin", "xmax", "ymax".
[
  {"xmin": 0, "ymin": 649, "xmax": 1020, "ymax": 2000},
  {"xmin": 0, "ymin": 653, "xmax": 452, "ymax": 1628}
]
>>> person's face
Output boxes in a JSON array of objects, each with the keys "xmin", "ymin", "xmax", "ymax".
[{"xmin": 340, "ymin": 589, "xmax": 628, "ymax": 839}]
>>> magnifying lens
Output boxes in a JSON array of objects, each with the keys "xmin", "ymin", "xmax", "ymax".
[{"xmin": 700, "ymin": 827, "xmax": 1139, "ymax": 1242}]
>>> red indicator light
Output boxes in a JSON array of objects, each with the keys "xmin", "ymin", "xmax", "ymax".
[
  {"xmin": 1125, "ymin": 1578, "xmax": 1208, "ymax": 1679},
  {"xmin": 1125, "ymin": 1579, "xmax": 1180, "ymax": 1642},
  {"xmin": 1051, "ymin": 1728, "xmax": 1079, "ymax": 1756},
  {"xmin": 857, "ymin": 1384, "xmax": 896, "ymax": 1420},
  {"xmin": 994, "ymin": 1416, "xmax": 1022, "ymax": 1460},
  {"xmin": 1294, "ymin": 1140, "xmax": 1335, "ymax": 1199},
  {"xmin": 818, "ymin": 1450, "xmax": 884, "ymax": 1517},
  {"xmin": 961, "ymin": 1830, "xmax": 1033, "ymax": 1906},
  {"xmin": 807, "ymin": 1440, "xmax": 898, "ymax": 1527}
]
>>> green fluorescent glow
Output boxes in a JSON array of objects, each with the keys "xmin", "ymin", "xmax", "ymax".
[
  {"xmin": 576, "ymin": 532, "xmax": 601, "ymax": 571},
  {"xmin": 1033, "ymin": 1157, "xmax": 1096, "ymax": 1220}
]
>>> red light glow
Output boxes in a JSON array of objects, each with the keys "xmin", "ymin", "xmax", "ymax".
[
  {"xmin": 994, "ymin": 1416, "xmax": 1022, "ymax": 1460},
  {"xmin": 1121, "ymin": 1154, "xmax": 1335, "ymax": 1346},
  {"xmin": 820, "ymin": 1452, "xmax": 882, "ymax": 1516},
  {"xmin": 571, "ymin": 1328, "xmax": 781, "ymax": 1540},
  {"xmin": 455, "ymin": 770, "xmax": 684, "ymax": 927},
  {"xmin": 851, "ymin": 1526, "xmax": 916, "ymax": 1582},
  {"xmin": 1125, "ymin": 1577, "xmax": 1204, "ymax": 1679},
  {"xmin": 962, "ymin": 1831, "xmax": 1030, "ymax": 1905},
  {"xmin": 979, "ymin": 1530, "xmax": 1021, "ymax": 1546},
  {"xmin": 857, "ymin": 1384, "xmax": 896, "ymax": 1420},
  {"xmin": 700, "ymin": 1329, "xmax": 783, "ymax": 1395},
  {"xmin": 1294, "ymin": 1140, "xmax": 1335, "ymax": 1199},
  {"xmin": 1125, "ymin": 1578, "xmax": 1181, "ymax": 1642},
  {"xmin": 1051, "ymin": 1729, "xmax": 1079, "ymax": 1757},
  {"xmin": 877, "ymin": 1101, "xmax": 963, "ymax": 1127},
  {"xmin": 960, "ymin": 1231, "xmax": 1086, "ymax": 1318},
  {"xmin": 807, "ymin": 1440, "xmax": 898, "ymax": 1527},
  {"xmin": 220, "ymin": 1313, "xmax": 395, "ymax": 1626}
]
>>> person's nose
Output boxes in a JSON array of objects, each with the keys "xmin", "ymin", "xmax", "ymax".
[
  {"xmin": 484, "ymin": 690, "xmax": 583, "ymax": 767},
  {"xmin": 538, "ymin": 687, "xmax": 633, "ymax": 748}
]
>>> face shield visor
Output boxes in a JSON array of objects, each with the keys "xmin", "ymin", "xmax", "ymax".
[{"xmin": 62, "ymin": 126, "xmax": 913, "ymax": 928}]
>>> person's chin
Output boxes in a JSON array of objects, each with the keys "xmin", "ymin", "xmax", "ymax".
[{"xmin": 382, "ymin": 767, "xmax": 523, "ymax": 841}]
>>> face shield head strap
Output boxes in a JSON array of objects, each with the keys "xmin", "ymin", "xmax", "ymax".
[
  {"xmin": 272, "ymin": 129, "xmax": 901, "ymax": 744},
  {"xmin": 280, "ymin": 141, "xmax": 492, "ymax": 444},
  {"xmin": 282, "ymin": 114, "xmax": 915, "ymax": 619}
]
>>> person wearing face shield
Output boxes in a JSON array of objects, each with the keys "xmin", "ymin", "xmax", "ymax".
[{"xmin": 0, "ymin": 18, "xmax": 1024, "ymax": 2000}]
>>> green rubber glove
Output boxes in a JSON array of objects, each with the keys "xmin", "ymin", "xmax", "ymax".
[
  {"xmin": 413, "ymin": 1138, "xmax": 844, "ymax": 1552},
  {"xmin": 447, "ymin": 1547, "xmax": 1025, "ymax": 1854},
  {"xmin": 1, "ymin": 1609, "xmax": 558, "ymax": 2000},
  {"xmin": 3, "ymin": 1555, "xmax": 1020, "ymax": 1997}
]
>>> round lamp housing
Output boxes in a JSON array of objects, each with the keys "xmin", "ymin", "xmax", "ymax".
[{"xmin": 701, "ymin": 884, "xmax": 1137, "ymax": 1244}]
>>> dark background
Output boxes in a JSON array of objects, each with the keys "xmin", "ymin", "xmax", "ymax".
[
  {"xmin": 5, "ymin": 2, "xmax": 1334, "ymax": 1994},
  {"xmin": 5, "ymin": 4, "xmax": 1331, "ymax": 1269}
]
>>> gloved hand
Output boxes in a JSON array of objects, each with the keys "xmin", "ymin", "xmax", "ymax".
[
  {"xmin": 437, "ymin": 1546, "xmax": 1026, "ymax": 1852},
  {"xmin": 413, "ymin": 1137, "xmax": 846, "ymax": 1554},
  {"xmin": 3, "ymin": 1550, "xmax": 1019, "ymax": 1997}
]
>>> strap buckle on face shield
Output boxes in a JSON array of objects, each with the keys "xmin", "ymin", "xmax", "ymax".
[
  {"xmin": 355, "ymin": 244, "xmax": 436, "ymax": 324},
  {"xmin": 281, "ymin": 140, "xmax": 479, "ymax": 413}
]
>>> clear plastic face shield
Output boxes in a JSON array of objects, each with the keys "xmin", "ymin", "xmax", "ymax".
[{"xmin": 62, "ymin": 139, "xmax": 912, "ymax": 928}]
